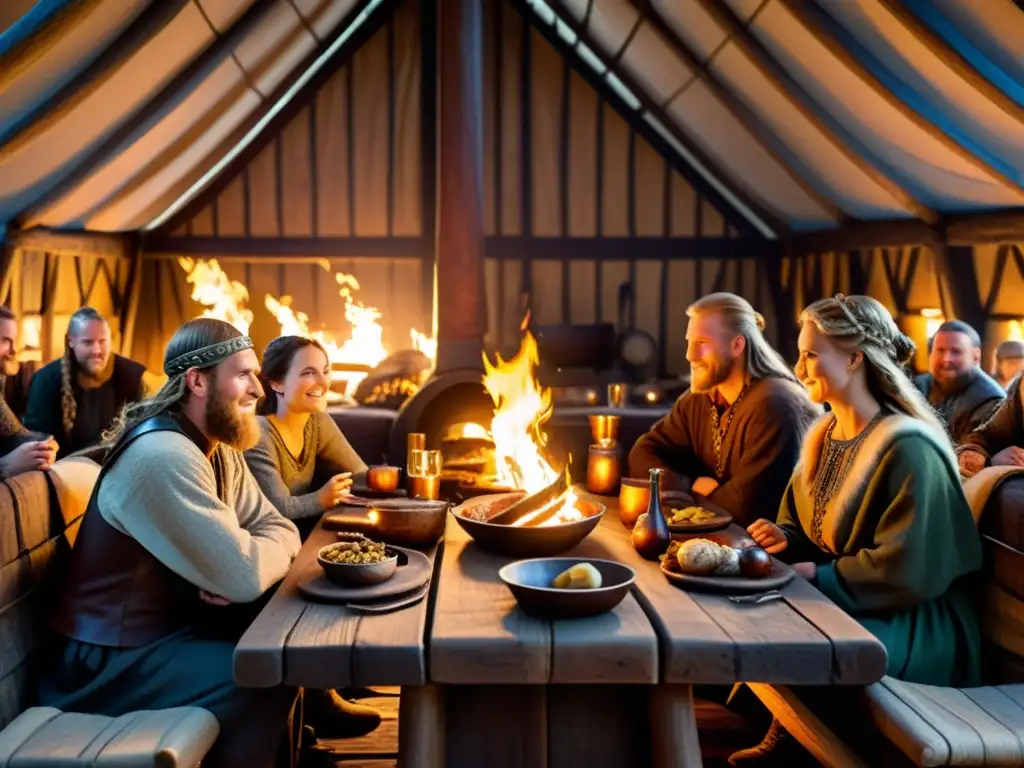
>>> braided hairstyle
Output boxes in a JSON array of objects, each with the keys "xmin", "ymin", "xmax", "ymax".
[
  {"xmin": 61, "ymin": 307, "xmax": 108, "ymax": 437},
  {"xmin": 801, "ymin": 295, "xmax": 953, "ymax": 452}
]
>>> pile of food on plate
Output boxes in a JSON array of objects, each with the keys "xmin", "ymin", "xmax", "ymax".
[
  {"xmin": 667, "ymin": 505, "xmax": 717, "ymax": 525},
  {"xmin": 661, "ymin": 538, "xmax": 773, "ymax": 578},
  {"xmin": 320, "ymin": 538, "xmax": 392, "ymax": 564},
  {"xmin": 550, "ymin": 562, "xmax": 602, "ymax": 590}
]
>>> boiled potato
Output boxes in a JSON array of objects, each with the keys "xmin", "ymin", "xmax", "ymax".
[{"xmin": 552, "ymin": 562, "xmax": 603, "ymax": 590}]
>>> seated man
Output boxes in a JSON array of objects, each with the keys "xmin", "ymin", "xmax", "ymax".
[
  {"xmin": 24, "ymin": 307, "xmax": 147, "ymax": 458},
  {"xmin": 993, "ymin": 340, "xmax": 1024, "ymax": 391},
  {"xmin": 958, "ymin": 373, "xmax": 1024, "ymax": 476},
  {"xmin": 913, "ymin": 321, "xmax": 1004, "ymax": 443},
  {"xmin": 38, "ymin": 318, "xmax": 301, "ymax": 768},
  {"xmin": 628, "ymin": 293, "xmax": 818, "ymax": 525},
  {"xmin": 0, "ymin": 305, "xmax": 58, "ymax": 476}
]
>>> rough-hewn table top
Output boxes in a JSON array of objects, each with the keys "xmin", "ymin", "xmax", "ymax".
[
  {"xmin": 428, "ymin": 515, "xmax": 660, "ymax": 685},
  {"xmin": 586, "ymin": 491, "xmax": 889, "ymax": 686},
  {"xmin": 233, "ymin": 518, "xmax": 438, "ymax": 689},
  {"xmin": 235, "ymin": 491, "xmax": 888, "ymax": 691}
]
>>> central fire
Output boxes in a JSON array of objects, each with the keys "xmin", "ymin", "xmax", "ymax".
[{"xmin": 482, "ymin": 327, "xmax": 580, "ymax": 527}]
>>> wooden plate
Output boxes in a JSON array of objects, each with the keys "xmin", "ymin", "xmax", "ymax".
[
  {"xmin": 297, "ymin": 545, "xmax": 432, "ymax": 602},
  {"xmin": 660, "ymin": 557, "xmax": 795, "ymax": 594}
]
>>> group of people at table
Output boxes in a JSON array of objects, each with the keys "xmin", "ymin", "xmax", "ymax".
[{"xmin": 0, "ymin": 290, "xmax": 1021, "ymax": 766}]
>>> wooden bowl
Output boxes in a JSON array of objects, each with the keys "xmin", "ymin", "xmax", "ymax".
[
  {"xmin": 367, "ymin": 465, "xmax": 401, "ymax": 493},
  {"xmin": 498, "ymin": 558, "xmax": 636, "ymax": 619},
  {"xmin": 451, "ymin": 493, "xmax": 605, "ymax": 558},
  {"xmin": 324, "ymin": 499, "xmax": 450, "ymax": 549},
  {"xmin": 317, "ymin": 541, "xmax": 398, "ymax": 586}
]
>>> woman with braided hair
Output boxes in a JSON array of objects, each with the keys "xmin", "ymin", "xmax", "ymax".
[
  {"xmin": 733, "ymin": 296, "xmax": 983, "ymax": 764},
  {"xmin": 23, "ymin": 307, "xmax": 146, "ymax": 458}
]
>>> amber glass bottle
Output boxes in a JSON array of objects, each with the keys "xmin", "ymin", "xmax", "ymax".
[{"xmin": 631, "ymin": 468, "xmax": 671, "ymax": 560}]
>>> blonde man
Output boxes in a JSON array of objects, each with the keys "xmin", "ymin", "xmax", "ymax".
[{"xmin": 629, "ymin": 293, "xmax": 819, "ymax": 525}]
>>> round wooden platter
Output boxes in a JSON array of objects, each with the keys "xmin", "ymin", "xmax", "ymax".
[
  {"xmin": 297, "ymin": 545, "xmax": 432, "ymax": 602},
  {"xmin": 659, "ymin": 557, "xmax": 795, "ymax": 594}
]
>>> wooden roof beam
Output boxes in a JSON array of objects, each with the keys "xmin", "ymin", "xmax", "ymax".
[
  {"xmin": 779, "ymin": 0, "xmax": 1024, "ymax": 200},
  {"xmin": 6, "ymin": 226, "xmax": 134, "ymax": 259},
  {"xmin": 15, "ymin": 0, "xmax": 279, "ymax": 229},
  {"xmin": 687, "ymin": 0, "xmax": 937, "ymax": 226},
  {"xmin": 539, "ymin": 0, "xmax": 787, "ymax": 239},
  {"xmin": 627, "ymin": 0, "xmax": 846, "ymax": 227}
]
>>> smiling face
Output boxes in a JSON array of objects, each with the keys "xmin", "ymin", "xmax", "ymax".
[
  {"xmin": 929, "ymin": 330, "xmax": 979, "ymax": 390},
  {"xmin": 203, "ymin": 348, "xmax": 263, "ymax": 450},
  {"xmin": 685, "ymin": 312, "xmax": 742, "ymax": 393},
  {"xmin": 69, "ymin": 318, "xmax": 111, "ymax": 376},
  {"xmin": 795, "ymin": 321, "xmax": 861, "ymax": 406},
  {"xmin": 270, "ymin": 344, "xmax": 330, "ymax": 415}
]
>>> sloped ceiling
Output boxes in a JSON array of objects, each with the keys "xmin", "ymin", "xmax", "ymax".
[{"xmin": 2, "ymin": 0, "xmax": 1024, "ymax": 238}]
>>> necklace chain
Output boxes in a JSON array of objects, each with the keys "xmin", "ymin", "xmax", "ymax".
[
  {"xmin": 810, "ymin": 412, "xmax": 884, "ymax": 549},
  {"xmin": 708, "ymin": 384, "xmax": 750, "ymax": 479}
]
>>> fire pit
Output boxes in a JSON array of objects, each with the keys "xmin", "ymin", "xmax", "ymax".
[{"xmin": 451, "ymin": 492, "xmax": 605, "ymax": 558}]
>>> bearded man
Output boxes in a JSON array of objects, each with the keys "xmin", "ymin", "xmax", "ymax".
[
  {"xmin": 913, "ymin": 321, "xmax": 1004, "ymax": 443},
  {"xmin": 629, "ymin": 293, "xmax": 819, "ymax": 525},
  {"xmin": 38, "ymin": 319, "xmax": 301, "ymax": 768},
  {"xmin": 24, "ymin": 307, "xmax": 147, "ymax": 458}
]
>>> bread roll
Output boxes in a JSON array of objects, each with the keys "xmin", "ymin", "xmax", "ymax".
[
  {"xmin": 677, "ymin": 538, "xmax": 740, "ymax": 576},
  {"xmin": 552, "ymin": 562, "xmax": 603, "ymax": 589}
]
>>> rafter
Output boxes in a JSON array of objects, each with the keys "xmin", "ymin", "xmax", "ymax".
[
  {"xmin": 686, "ymin": 0, "xmax": 935, "ymax": 225},
  {"xmin": 7, "ymin": 226, "xmax": 133, "ymax": 259},
  {"xmin": 535, "ymin": 0, "xmax": 786, "ymax": 239},
  {"xmin": 876, "ymin": 0, "xmax": 1024, "ymax": 128},
  {"xmin": 627, "ymin": 0, "xmax": 845, "ymax": 227},
  {"xmin": 780, "ymin": 0, "xmax": 1024, "ymax": 199},
  {"xmin": 144, "ymin": 0, "xmax": 398, "ymax": 235},
  {"xmin": 17, "ymin": 0, "xmax": 279, "ymax": 229},
  {"xmin": 0, "ymin": 0, "xmax": 192, "ymax": 160}
]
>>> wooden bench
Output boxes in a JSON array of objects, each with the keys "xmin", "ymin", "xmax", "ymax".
[
  {"xmin": 749, "ymin": 475, "xmax": 1024, "ymax": 767},
  {"xmin": 0, "ymin": 458, "xmax": 220, "ymax": 766}
]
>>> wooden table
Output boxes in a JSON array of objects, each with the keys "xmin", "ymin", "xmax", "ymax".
[{"xmin": 234, "ymin": 493, "xmax": 889, "ymax": 768}]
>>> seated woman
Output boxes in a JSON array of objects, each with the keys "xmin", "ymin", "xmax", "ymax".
[
  {"xmin": 246, "ymin": 336, "xmax": 368, "ymax": 538},
  {"xmin": 244, "ymin": 336, "xmax": 378, "ymax": 739},
  {"xmin": 736, "ymin": 295, "xmax": 983, "ymax": 763}
]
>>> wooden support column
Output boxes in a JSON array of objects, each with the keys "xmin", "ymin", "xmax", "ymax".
[
  {"xmin": 932, "ymin": 240, "xmax": 986, "ymax": 334},
  {"xmin": 434, "ymin": 0, "xmax": 487, "ymax": 371}
]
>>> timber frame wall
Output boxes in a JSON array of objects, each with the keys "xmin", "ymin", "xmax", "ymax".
[{"xmin": 4, "ymin": 0, "xmax": 1023, "ymax": 374}]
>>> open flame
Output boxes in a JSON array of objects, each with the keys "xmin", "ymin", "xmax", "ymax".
[
  {"xmin": 482, "ymin": 325, "xmax": 580, "ymax": 526},
  {"xmin": 179, "ymin": 258, "xmax": 435, "ymax": 397}
]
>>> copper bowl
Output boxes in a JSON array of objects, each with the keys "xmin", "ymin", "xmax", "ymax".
[
  {"xmin": 367, "ymin": 465, "xmax": 401, "ymax": 493},
  {"xmin": 324, "ymin": 499, "xmax": 449, "ymax": 549},
  {"xmin": 451, "ymin": 493, "xmax": 605, "ymax": 558}
]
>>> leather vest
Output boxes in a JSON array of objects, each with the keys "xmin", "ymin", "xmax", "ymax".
[{"xmin": 51, "ymin": 415, "xmax": 205, "ymax": 648}]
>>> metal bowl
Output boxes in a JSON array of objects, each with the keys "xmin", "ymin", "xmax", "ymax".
[
  {"xmin": 317, "ymin": 541, "xmax": 398, "ymax": 586},
  {"xmin": 451, "ymin": 493, "xmax": 605, "ymax": 558},
  {"xmin": 499, "ymin": 557, "xmax": 636, "ymax": 619},
  {"xmin": 324, "ymin": 499, "xmax": 450, "ymax": 549}
]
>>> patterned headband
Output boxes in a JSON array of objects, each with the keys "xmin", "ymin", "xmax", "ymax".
[{"xmin": 164, "ymin": 336, "xmax": 254, "ymax": 376}]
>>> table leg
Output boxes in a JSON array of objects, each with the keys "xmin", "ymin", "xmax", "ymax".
[
  {"xmin": 398, "ymin": 684, "xmax": 444, "ymax": 768},
  {"xmin": 651, "ymin": 684, "xmax": 703, "ymax": 768}
]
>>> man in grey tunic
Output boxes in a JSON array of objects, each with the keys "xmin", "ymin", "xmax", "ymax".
[
  {"xmin": 914, "ymin": 320, "xmax": 1004, "ymax": 443},
  {"xmin": 39, "ymin": 319, "xmax": 301, "ymax": 768}
]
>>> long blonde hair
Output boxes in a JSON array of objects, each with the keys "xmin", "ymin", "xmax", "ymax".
[
  {"xmin": 800, "ymin": 295, "xmax": 953, "ymax": 452},
  {"xmin": 61, "ymin": 307, "xmax": 108, "ymax": 437},
  {"xmin": 687, "ymin": 292, "xmax": 799, "ymax": 385}
]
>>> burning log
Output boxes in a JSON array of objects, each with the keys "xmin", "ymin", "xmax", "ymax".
[{"xmin": 490, "ymin": 466, "xmax": 570, "ymax": 527}]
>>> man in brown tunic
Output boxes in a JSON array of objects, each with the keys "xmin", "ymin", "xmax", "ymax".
[
  {"xmin": 958, "ymin": 373, "xmax": 1024, "ymax": 476},
  {"xmin": 629, "ymin": 293, "xmax": 818, "ymax": 524}
]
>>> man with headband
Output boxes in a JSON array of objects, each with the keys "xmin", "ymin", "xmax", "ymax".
[{"xmin": 38, "ymin": 319, "xmax": 301, "ymax": 767}]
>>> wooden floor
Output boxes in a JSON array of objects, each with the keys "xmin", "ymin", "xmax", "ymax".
[{"xmin": 314, "ymin": 688, "xmax": 782, "ymax": 767}]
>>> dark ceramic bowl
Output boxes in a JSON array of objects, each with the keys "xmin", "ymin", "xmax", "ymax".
[
  {"xmin": 451, "ymin": 493, "xmax": 605, "ymax": 558},
  {"xmin": 498, "ymin": 557, "xmax": 636, "ymax": 619},
  {"xmin": 317, "ymin": 541, "xmax": 398, "ymax": 586}
]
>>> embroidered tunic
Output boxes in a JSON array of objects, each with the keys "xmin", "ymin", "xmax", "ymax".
[
  {"xmin": 777, "ymin": 412, "xmax": 983, "ymax": 686},
  {"xmin": 628, "ymin": 377, "xmax": 819, "ymax": 525}
]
